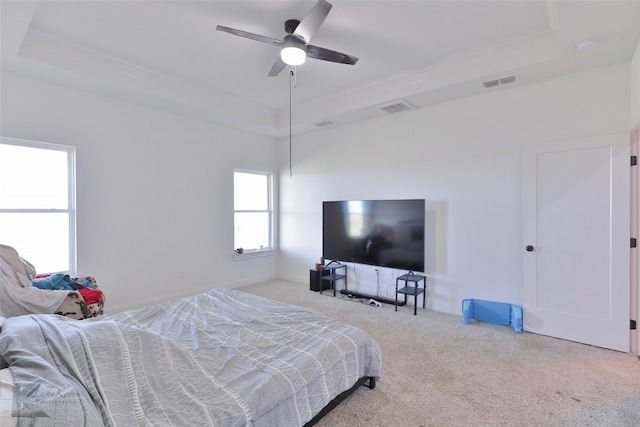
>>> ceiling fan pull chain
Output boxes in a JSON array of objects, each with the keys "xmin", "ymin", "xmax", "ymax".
[{"xmin": 289, "ymin": 70, "xmax": 294, "ymax": 178}]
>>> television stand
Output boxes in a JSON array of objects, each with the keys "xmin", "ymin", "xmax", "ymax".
[{"xmin": 339, "ymin": 289, "xmax": 406, "ymax": 306}]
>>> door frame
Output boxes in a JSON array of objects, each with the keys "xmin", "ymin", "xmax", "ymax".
[{"xmin": 632, "ymin": 124, "xmax": 639, "ymax": 356}]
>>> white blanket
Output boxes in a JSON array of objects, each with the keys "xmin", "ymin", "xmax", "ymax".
[
  {"xmin": 0, "ymin": 368, "xmax": 17, "ymax": 427},
  {"xmin": 0, "ymin": 257, "xmax": 67, "ymax": 318}
]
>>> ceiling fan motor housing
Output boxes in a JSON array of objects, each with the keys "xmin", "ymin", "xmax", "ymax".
[
  {"xmin": 282, "ymin": 34, "xmax": 306, "ymax": 50},
  {"xmin": 285, "ymin": 19, "xmax": 300, "ymax": 34}
]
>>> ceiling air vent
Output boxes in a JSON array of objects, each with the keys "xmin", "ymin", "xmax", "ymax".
[
  {"xmin": 375, "ymin": 100, "xmax": 417, "ymax": 114},
  {"xmin": 314, "ymin": 120, "xmax": 336, "ymax": 128},
  {"xmin": 482, "ymin": 75, "xmax": 519, "ymax": 89}
]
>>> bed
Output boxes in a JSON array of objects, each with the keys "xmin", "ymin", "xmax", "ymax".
[{"xmin": 0, "ymin": 288, "xmax": 382, "ymax": 426}]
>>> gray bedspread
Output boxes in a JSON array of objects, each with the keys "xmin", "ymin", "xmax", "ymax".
[{"xmin": 0, "ymin": 288, "xmax": 382, "ymax": 426}]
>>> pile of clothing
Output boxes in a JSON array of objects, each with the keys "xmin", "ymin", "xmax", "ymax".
[
  {"xmin": 31, "ymin": 273, "xmax": 103, "ymax": 305},
  {"xmin": 0, "ymin": 244, "xmax": 104, "ymax": 321}
]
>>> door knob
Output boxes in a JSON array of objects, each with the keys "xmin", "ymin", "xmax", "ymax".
[{"xmin": 525, "ymin": 245, "xmax": 534, "ymax": 252}]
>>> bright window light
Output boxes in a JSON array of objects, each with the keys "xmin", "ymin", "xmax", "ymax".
[
  {"xmin": 347, "ymin": 200, "xmax": 364, "ymax": 237},
  {"xmin": 0, "ymin": 138, "xmax": 76, "ymax": 273},
  {"xmin": 234, "ymin": 170, "xmax": 273, "ymax": 251}
]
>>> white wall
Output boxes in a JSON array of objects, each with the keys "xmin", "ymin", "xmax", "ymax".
[
  {"xmin": 278, "ymin": 63, "xmax": 631, "ymax": 315},
  {"xmin": 632, "ymin": 38, "xmax": 640, "ymax": 129},
  {"xmin": 1, "ymin": 62, "xmax": 632, "ymax": 316},
  {"xmin": 1, "ymin": 71, "xmax": 279, "ymax": 312}
]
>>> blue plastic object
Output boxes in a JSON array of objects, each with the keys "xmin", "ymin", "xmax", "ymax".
[{"xmin": 462, "ymin": 299, "xmax": 522, "ymax": 333}]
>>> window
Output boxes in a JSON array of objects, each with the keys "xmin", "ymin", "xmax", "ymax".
[
  {"xmin": 234, "ymin": 170, "xmax": 272, "ymax": 252},
  {"xmin": 0, "ymin": 137, "xmax": 76, "ymax": 273}
]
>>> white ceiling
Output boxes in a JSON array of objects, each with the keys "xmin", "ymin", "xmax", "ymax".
[{"xmin": 2, "ymin": 1, "xmax": 639, "ymax": 137}]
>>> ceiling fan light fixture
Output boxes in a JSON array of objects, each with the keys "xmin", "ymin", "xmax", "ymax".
[
  {"xmin": 281, "ymin": 46, "xmax": 306, "ymax": 65},
  {"xmin": 280, "ymin": 35, "xmax": 306, "ymax": 66}
]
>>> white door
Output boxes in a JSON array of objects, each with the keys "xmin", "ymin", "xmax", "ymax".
[{"xmin": 523, "ymin": 133, "xmax": 630, "ymax": 352}]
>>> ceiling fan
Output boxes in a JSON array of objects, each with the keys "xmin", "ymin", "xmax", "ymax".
[{"xmin": 216, "ymin": 0, "xmax": 359, "ymax": 77}]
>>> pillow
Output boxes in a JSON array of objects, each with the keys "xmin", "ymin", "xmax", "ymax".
[
  {"xmin": 0, "ymin": 244, "xmax": 36, "ymax": 279},
  {"xmin": 0, "ymin": 272, "xmax": 68, "ymax": 318}
]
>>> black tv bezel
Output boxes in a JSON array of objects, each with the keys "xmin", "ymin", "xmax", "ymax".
[{"xmin": 322, "ymin": 198, "xmax": 425, "ymax": 272}]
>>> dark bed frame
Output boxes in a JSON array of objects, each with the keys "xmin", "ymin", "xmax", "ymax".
[{"xmin": 303, "ymin": 376, "xmax": 376, "ymax": 427}]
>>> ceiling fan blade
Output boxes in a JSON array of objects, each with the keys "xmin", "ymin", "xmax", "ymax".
[
  {"xmin": 268, "ymin": 56, "xmax": 287, "ymax": 77},
  {"xmin": 216, "ymin": 25, "xmax": 282, "ymax": 46},
  {"xmin": 306, "ymin": 44, "xmax": 358, "ymax": 65},
  {"xmin": 293, "ymin": 0, "xmax": 332, "ymax": 43}
]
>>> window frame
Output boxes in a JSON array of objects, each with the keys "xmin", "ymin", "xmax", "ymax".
[
  {"xmin": 0, "ymin": 136, "xmax": 77, "ymax": 273},
  {"xmin": 233, "ymin": 169, "xmax": 274, "ymax": 258}
]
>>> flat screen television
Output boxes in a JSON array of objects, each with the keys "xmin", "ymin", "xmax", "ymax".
[{"xmin": 323, "ymin": 199, "xmax": 425, "ymax": 272}]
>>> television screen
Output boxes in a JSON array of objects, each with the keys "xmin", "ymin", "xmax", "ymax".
[{"xmin": 323, "ymin": 199, "xmax": 425, "ymax": 272}]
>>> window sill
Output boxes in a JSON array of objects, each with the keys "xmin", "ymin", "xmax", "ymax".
[{"xmin": 232, "ymin": 248, "xmax": 275, "ymax": 261}]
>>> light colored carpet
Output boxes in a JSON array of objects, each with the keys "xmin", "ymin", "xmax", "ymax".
[{"xmin": 239, "ymin": 279, "xmax": 640, "ymax": 427}]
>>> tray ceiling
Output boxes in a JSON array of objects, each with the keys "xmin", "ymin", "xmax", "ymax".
[{"xmin": 2, "ymin": 1, "xmax": 639, "ymax": 136}]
